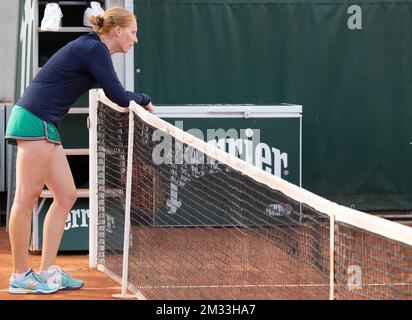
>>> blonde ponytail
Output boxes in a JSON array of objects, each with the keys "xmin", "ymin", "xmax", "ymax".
[{"xmin": 89, "ymin": 7, "xmax": 136, "ymax": 35}]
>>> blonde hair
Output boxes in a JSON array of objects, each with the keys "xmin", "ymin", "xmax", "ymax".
[{"xmin": 89, "ymin": 7, "xmax": 136, "ymax": 35}]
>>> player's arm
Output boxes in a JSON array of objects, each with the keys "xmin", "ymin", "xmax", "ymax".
[{"xmin": 86, "ymin": 42, "xmax": 153, "ymax": 111}]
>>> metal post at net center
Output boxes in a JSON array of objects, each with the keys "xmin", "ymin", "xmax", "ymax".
[
  {"xmin": 112, "ymin": 109, "xmax": 136, "ymax": 299},
  {"xmin": 329, "ymin": 213, "xmax": 335, "ymax": 300}
]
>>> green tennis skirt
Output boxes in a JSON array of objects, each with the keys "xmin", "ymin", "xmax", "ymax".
[{"xmin": 5, "ymin": 105, "xmax": 61, "ymax": 145}]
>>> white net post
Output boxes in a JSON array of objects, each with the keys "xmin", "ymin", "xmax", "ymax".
[{"xmin": 112, "ymin": 108, "xmax": 135, "ymax": 299}]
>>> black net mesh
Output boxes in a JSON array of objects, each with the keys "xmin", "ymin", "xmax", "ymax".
[
  {"xmin": 95, "ymin": 100, "xmax": 412, "ymax": 300},
  {"xmin": 334, "ymin": 222, "xmax": 412, "ymax": 299},
  {"xmin": 96, "ymin": 103, "xmax": 129, "ymax": 278}
]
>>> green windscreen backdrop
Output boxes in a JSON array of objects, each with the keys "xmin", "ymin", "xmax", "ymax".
[{"xmin": 133, "ymin": 0, "xmax": 412, "ymax": 211}]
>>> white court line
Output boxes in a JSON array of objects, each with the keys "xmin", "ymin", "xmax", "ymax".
[
  {"xmin": 136, "ymin": 282, "xmax": 411, "ymax": 289},
  {"xmin": 2, "ymin": 282, "xmax": 409, "ymax": 292},
  {"xmin": 0, "ymin": 286, "xmax": 121, "ymax": 292}
]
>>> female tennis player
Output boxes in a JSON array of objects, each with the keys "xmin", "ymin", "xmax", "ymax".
[{"xmin": 6, "ymin": 7, "xmax": 153, "ymax": 294}]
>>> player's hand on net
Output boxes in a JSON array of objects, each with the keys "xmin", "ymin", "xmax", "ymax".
[{"xmin": 144, "ymin": 102, "xmax": 155, "ymax": 113}]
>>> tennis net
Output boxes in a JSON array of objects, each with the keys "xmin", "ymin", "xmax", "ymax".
[{"xmin": 89, "ymin": 89, "xmax": 412, "ymax": 300}]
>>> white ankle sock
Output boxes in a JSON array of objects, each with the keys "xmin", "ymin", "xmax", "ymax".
[
  {"xmin": 13, "ymin": 269, "xmax": 31, "ymax": 281},
  {"xmin": 40, "ymin": 270, "xmax": 53, "ymax": 278}
]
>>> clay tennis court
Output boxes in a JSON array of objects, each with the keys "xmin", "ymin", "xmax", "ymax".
[
  {"xmin": 0, "ymin": 223, "xmax": 330, "ymax": 300},
  {"xmin": 1, "ymin": 221, "xmax": 411, "ymax": 300},
  {"xmin": 0, "ymin": 227, "xmax": 122, "ymax": 300},
  {"xmin": 121, "ymin": 225, "xmax": 331, "ymax": 300}
]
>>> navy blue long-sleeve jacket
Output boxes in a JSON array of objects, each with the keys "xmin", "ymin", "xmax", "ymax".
[{"xmin": 17, "ymin": 32, "xmax": 151, "ymax": 126}]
